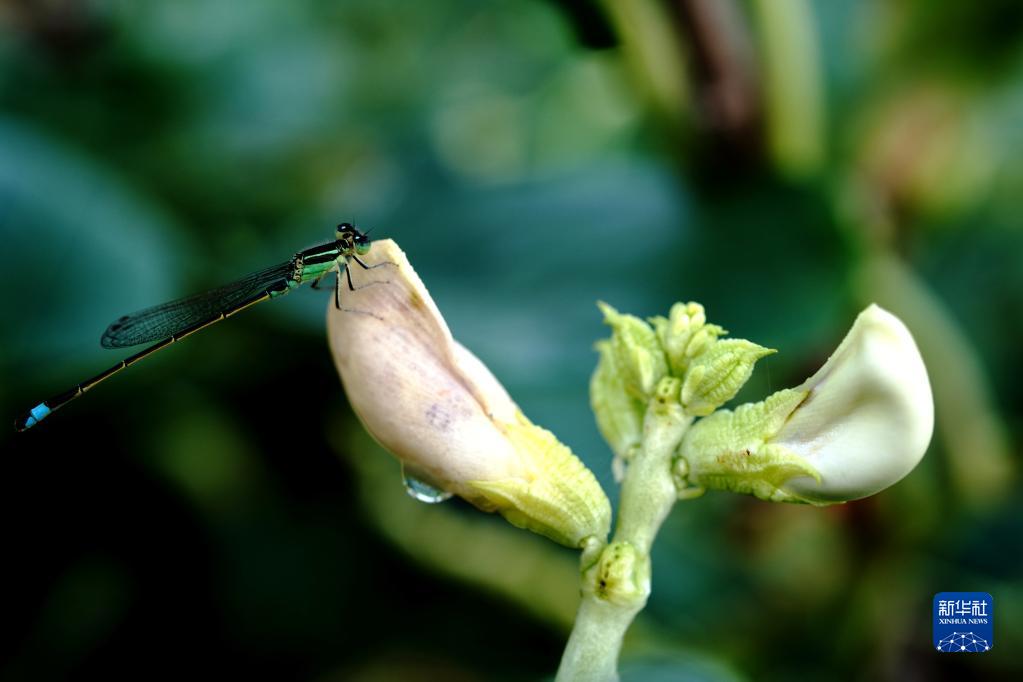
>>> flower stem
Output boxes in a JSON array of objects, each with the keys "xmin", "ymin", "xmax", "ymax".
[
  {"xmin": 556, "ymin": 378, "xmax": 692, "ymax": 681},
  {"xmin": 555, "ymin": 588, "xmax": 642, "ymax": 682}
]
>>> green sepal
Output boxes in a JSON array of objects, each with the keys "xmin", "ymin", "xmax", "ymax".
[
  {"xmin": 678, "ymin": 388, "xmax": 825, "ymax": 503},
  {"xmin": 686, "ymin": 387, "xmax": 807, "ymax": 445},
  {"xmin": 467, "ymin": 412, "xmax": 612, "ymax": 548},
  {"xmin": 680, "ymin": 339, "xmax": 775, "ymax": 416},
  {"xmin": 597, "ymin": 302, "xmax": 668, "ymax": 400},
  {"xmin": 686, "ymin": 443, "xmax": 822, "ymax": 503}
]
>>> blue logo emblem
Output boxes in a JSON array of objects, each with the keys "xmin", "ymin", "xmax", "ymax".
[{"xmin": 933, "ymin": 592, "xmax": 992, "ymax": 652}]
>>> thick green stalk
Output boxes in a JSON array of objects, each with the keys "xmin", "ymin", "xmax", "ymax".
[{"xmin": 556, "ymin": 378, "xmax": 692, "ymax": 682}]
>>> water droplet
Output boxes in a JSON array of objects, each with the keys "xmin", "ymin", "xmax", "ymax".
[{"xmin": 401, "ymin": 465, "xmax": 453, "ymax": 504}]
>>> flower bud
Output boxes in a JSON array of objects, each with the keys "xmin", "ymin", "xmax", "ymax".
[
  {"xmin": 591, "ymin": 339, "xmax": 645, "ymax": 472},
  {"xmin": 678, "ymin": 305, "xmax": 934, "ymax": 504},
  {"xmin": 679, "ymin": 339, "xmax": 775, "ymax": 417},
  {"xmin": 650, "ymin": 302, "xmax": 725, "ymax": 376},
  {"xmin": 328, "ymin": 240, "xmax": 611, "ymax": 547},
  {"xmin": 583, "ymin": 541, "xmax": 648, "ymax": 605},
  {"xmin": 597, "ymin": 302, "xmax": 668, "ymax": 400}
]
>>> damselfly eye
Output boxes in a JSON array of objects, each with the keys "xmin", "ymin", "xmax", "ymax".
[
  {"xmin": 355, "ymin": 241, "xmax": 371, "ymax": 255},
  {"xmin": 336, "ymin": 222, "xmax": 356, "ymax": 240}
]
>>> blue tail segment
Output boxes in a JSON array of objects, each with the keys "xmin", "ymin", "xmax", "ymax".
[{"xmin": 15, "ymin": 402, "xmax": 51, "ymax": 431}]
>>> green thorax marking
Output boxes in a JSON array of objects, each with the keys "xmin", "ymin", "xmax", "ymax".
[
  {"xmin": 298, "ymin": 258, "xmax": 341, "ymax": 284},
  {"xmin": 291, "ymin": 227, "xmax": 370, "ymax": 287}
]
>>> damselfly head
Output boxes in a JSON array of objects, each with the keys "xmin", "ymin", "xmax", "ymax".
[
  {"xmin": 337, "ymin": 221, "xmax": 370, "ymax": 241},
  {"xmin": 337, "ymin": 222, "xmax": 373, "ymax": 255}
]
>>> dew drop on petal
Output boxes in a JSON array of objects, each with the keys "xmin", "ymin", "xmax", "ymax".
[{"xmin": 401, "ymin": 464, "xmax": 453, "ymax": 504}]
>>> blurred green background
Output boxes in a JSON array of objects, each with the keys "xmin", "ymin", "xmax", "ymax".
[{"xmin": 2, "ymin": 0, "xmax": 1021, "ymax": 680}]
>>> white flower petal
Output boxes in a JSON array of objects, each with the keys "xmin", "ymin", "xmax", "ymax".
[{"xmin": 327, "ymin": 239, "xmax": 610, "ymax": 546}]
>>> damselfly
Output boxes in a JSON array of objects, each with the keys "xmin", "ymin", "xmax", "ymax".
[{"xmin": 15, "ymin": 223, "xmax": 376, "ymax": 431}]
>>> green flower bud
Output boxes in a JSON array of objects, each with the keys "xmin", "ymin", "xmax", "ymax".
[
  {"xmin": 680, "ymin": 339, "xmax": 775, "ymax": 416},
  {"xmin": 597, "ymin": 302, "xmax": 668, "ymax": 400},
  {"xmin": 591, "ymin": 339, "xmax": 645, "ymax": 473},
  {"xmin": 650, "ymin": 302, "xmax": 725, "ymax": 376},
  {"xmin": 583, "ymin": 541, "xmax": 648, "ymax": 606}
]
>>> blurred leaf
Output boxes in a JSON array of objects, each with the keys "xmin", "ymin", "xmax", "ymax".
[
  {"xmin": 0, "ymin": 117, "xmax": 184, "ymax": 381},
  {"xmin": 619, "ymin": 653, "xmax": 745, "ymax": 682},
  {"xmin": 337, "ymin": 423, "xmax": 582, "ymax": 631}
]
